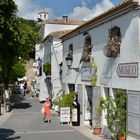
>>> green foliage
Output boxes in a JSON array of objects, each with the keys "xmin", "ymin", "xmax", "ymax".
[
  {"xmin": 91, "ymin": 75, "xmax": 97, "ymax": 86},
  {"xmin": 15, "ymin": 18, "xmax": 41, "ymax": 60},
  {"xmin": 92, "ymin": 61, "xmax": 97, "ymax": 72},
  {"xmin": 19, "ymin": 18, "xmax": 40, "ymax": 33},
  {"xmin": 43, "ymin": 62, "xmax": 51, "ymax": 75},
  {"xmin": 12, "ymin": 63, "xmax": 26, "ymax": 79},
  {"xmin": 90, "ymin": 61, "xmax": 97, "ymax": 86},
  {"xmin": 0, "ymin": 0, "xmax": 41, "ymax": 86},
  {"xmin": 52, "ymin": 90, "xmax": 64, "ymax": 109},
  {"xmin": 61, "ymin": 92, "xmax": 75, "ymax": 108},
  {"xmin": 100, "ymin": 89, "xmax": 127, "ymax": 137},
  {"xmin": 94, "ymin": 96, "xmax": 105, "ymax": 127},
  {"xmin": 0, "ymin": 0, "xmax": 18, "ymax": 83}
]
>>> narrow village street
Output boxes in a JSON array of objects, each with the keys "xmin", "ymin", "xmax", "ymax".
[
  {"xmin": 0, "ymin": 94, "xmax": 102, "ymax": 140},
  {"xmin": 3, "ymin": 0, "xmax": 140, "ymax": 140}
]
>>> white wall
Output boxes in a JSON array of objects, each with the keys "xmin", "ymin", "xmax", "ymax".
[
  {"xmin": 40, "ymin": 20, "xmax": 83, "ymax": 99},
  {"xmin": 62, "ymin": 8, "xmax": 140, "ymax": 138},
  {"xmin": 44, "ymin": 24, "xmax": 79, "ymax": 37},
  {"xmin": 62, "ymin": 10, "xmax": 140, "ymax": 91},
  {"xmin": 44, "ymin": 41, "xmax": 52, "ymax": 64},
  {"xmin": 51, "ymin": 38, "xmax": 63, "ymax": 97},
  {"xmin": 35, "ymin": 44, "xmax": 40, "ymax": 60}
]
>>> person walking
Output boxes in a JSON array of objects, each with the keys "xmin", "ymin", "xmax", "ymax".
[
  {"xmin": 42, "ymin": 98, "xmax": 51, "ymax": 124},
  {"xmin": 19, "ymin": 81, "xmax": 24, "ymax": 98}
]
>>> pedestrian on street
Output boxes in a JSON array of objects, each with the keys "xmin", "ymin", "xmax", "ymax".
[
  {"xmin": 42, "ymin": 98, "xmax": 51, "ymax": 124},
  {"xmin": 19, "ymin": 81, "xmax": 24, "ymax": 98}
]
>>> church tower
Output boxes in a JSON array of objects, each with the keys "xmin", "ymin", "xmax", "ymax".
[{"xmin": 38, "ymin": 10, "xmax": 48, "ymax": 21}]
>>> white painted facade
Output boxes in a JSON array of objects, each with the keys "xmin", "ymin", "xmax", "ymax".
[
  {"xmin": 61, "ymin": 1, "xmax": 140, "ymax": 139},
  {"xmin": 51, "ymin": 38, "xmax": 63, "ymax": 98},
  {"xmin": 35, "ymin": 14, "xmax": 84, "ymax": 62},
  {"xmin": 38, "ymin": 11, "xmax": 48, "ymax": 21},
  {"xmin": 35, "ymin": 12, "xmax": 84, "ymax": 100},
  {"xmin": 42, "ymin": 36, "xmax": 63, "ymax": 98},
  {"xmin": 44, "ymin": 24, "xmax": 79, "ymax": 39}
]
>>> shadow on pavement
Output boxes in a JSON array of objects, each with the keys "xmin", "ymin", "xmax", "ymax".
[
  {"xmin": 12, "ymin": 102, "xmax": 32, "ymax": 109},
  {"xmin": 0, "ymin": 128, "xmax": 21, "ymax": 140}
]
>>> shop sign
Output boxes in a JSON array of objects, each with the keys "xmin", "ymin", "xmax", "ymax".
[
  {"xmin": 60, "ymin": 107, "xmax": 70, "ymax": 124},
  {"xmin": 116, "ymin": 62, "xmax": 138, "ymax": 78},
  {"xmin": 33, "ymin": 62, "xmax": 38, "ymax": 67}
]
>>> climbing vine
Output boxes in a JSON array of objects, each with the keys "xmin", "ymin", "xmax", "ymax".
[{"xmin": 90, "ymin": 61, "xmax": 97, "ymax": 86}]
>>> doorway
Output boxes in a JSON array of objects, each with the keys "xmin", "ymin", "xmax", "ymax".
[{"xmin": 84, "ymin": 86, "xmax": 93, "ymax": 126}]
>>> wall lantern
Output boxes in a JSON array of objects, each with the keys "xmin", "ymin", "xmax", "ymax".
[{"xmin": 65, "ymin": 57, "xmax": 79, "ymax": 72}]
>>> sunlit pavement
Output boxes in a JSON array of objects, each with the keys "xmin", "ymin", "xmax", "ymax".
[{"xmin": 0, "ymin": 95, "xmax": 103, "ymax": 140}]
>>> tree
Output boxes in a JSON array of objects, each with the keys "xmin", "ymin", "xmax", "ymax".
[
  {"xmin": 10, "ymin": 63, "xmax": 26, "ymax": 81},
  {"xmin": 0, "ymin": 0, "xmax": 40, "ymax": 89},
  {"xmin": 0, "ymin": 0, "xmax": 18, "ymax": 87}
]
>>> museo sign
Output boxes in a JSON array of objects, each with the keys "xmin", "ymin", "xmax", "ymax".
[{"xmin": 116, "ymin": 62, "xmax": 138, "ymax": 78}]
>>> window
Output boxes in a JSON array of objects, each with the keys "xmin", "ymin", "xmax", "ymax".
[
  {"xmin": 68, "ymin": 84, "xmax": 75, "ymax": 92},
  {"xmin": 44, "ymin": 14, "xmax": 46, "ymax": 19}
]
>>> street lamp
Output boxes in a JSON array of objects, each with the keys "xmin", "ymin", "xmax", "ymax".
[{"xmin": 65, "ymin": 57, "xmax": 79, "ymax": 72}]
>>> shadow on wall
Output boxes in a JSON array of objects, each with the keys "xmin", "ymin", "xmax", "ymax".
[
  {"xmin": 100, "ymin": 57, "xmax": 118, "ymax": 86},
  {"xmin": 0, "ymin": 128, "xmax": 21, "ymax": 140},
  {"xmin": 44, "ymin": 77, "xmax": 52, "ymax": 97}
]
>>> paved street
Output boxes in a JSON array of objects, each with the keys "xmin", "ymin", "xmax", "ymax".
[{"xmin": 0, "ymin": 95, "xmax": 99, "ymax": 140}]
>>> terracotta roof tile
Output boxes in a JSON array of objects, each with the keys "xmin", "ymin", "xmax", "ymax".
[
  {"xmin": 42, "ymin": 30, "xmax": 72, "ymax": 42},
  {"xmin": 50, "ymin": 30, "xmax": 72, "ymax": 38},
  {"xmin": 39, "ymin": 19, "xmax": 86, "ymax": 25}
]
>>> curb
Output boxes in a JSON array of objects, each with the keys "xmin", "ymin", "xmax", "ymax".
[
  {"xmin": 0, "ymin": 106, "xmax": 12, "ymax": 126},
  {"xmin": 70, "ymin": 124, "xmax": 104, "ymax": 140}
]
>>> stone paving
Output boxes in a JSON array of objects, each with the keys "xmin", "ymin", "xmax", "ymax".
[{"xmin": 0, "ymin": 103, "xmax": 110, "ymax": 140}]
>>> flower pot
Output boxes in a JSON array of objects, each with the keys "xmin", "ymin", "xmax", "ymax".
[
  {"xmin": 93, "ymin": 127, "xmax": 102, "ymax": 135},
  {"xmin": 118, "ymin": 135, "xmax": 126, "ymax": 140}
]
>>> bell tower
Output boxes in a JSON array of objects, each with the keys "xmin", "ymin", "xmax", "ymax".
[{"xmin": 38, "ymin": 10, "xmax": 48, "ymax": 21}]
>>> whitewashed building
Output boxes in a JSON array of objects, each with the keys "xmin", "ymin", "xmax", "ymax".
[
  {"xmin": 61, "ymin": 0, "xmax": 140, "ymax": 139},
  {"xmin": 35, "ymin": 10, "xmax": 85, "ymax": 99},
  {"xmin": 42, "ymin": 30, "xmax": 71, "ymax": 98},
  {"xmin": 35, "ymin": 11, "xmax": 85, "ymax": 62}
]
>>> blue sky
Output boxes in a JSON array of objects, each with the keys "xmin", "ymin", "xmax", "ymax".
[{"xmin": 15, "ymin": 0, "xmax": 123, "ymax": 20}]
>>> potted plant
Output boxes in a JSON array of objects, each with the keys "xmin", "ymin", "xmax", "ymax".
[
  {"xmin": 93, "ymin": 97, "xmax": 104, "ymax": 135},
  {"xmin": 43, "ymin": 62, "xmax": 51, "ymax": 76},
  {"xmin": 52, "ymin": 98, "xmax": 60, "ymax": 116},
  {"xmin": 60, "ymin": 92, "xmax": 74, "ymax": 108},
  {"xmin": 60, "ymin": 92, "xmax": 75, "ymax": 122},
  {"xmin": 101, "ymin": 89, "xmax": 127, "ymax": 140},
  {"xmin": 116, "ymin": 90, "xmax": 127, "ymax": 140},
  {"xmin": 118, "ymin": 129, "xmax": 127, "ymax": 140},
  {"xmin": 52, "ymin": 90, "xmax": 64, "ymax": 116}
]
